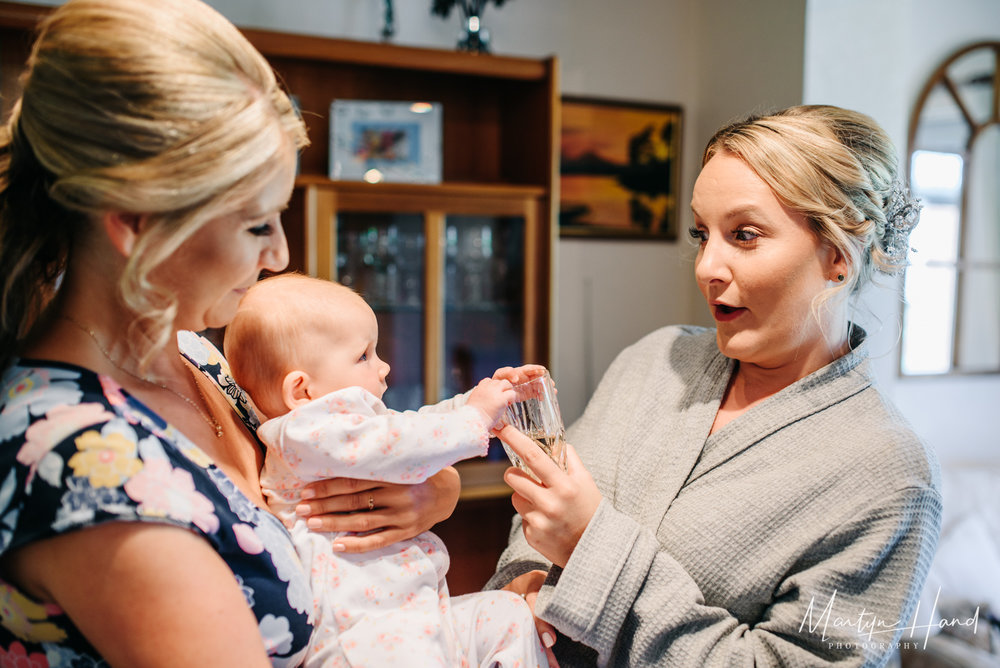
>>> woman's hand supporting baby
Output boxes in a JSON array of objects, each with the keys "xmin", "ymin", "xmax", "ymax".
[{"xmin": 294, "ymin": 468, "xmax": 462, "ymax": 553}]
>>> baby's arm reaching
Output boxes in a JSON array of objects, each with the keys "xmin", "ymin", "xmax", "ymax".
[
  {"xmin": 261, "ymin": 387, "xmax": 496, "ymax": 486},
  {"xmin": 465, "ymin": 377, "xmax": 515, "ymax": 429}
]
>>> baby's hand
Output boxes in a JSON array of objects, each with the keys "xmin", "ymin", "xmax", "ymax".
[
  {"xmin": 466, "ymin": 378, "xmax": 515, "ymax": 428},
  {"xmin": 492, "ymin": 364, "xmax": 547, "ymax": 386}
]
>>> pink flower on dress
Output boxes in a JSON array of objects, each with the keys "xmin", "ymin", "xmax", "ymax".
[
  {"xmin": 97, "ymin": 375, "xmax": 127, "ymax": 409},
  {"xmin": 18, "ymin": 404, "xmax": 114, "ymax": 486},
  {"xmin": 0, "ymin": 641, "xmax": 48, "ymax": 668},
  {"xmin": 97, "ymin": 376, "xmax": 166, "ymax": 436},
  {"xmin": 123, "ymin": 459, "xmax": 219, "ymax": 534},
  {"xmin": 233, "ymin": 523, "xmax": 264, "ymax": 554}
]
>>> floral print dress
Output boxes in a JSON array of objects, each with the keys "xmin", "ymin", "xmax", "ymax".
[{"xmin": 0, "ymin": 331, "xmax": 313, "ymax": 667}]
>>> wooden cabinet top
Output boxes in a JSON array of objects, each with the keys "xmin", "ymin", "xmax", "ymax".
[{"xmin": 0, "ymin": 1, "xmax": 554, "ymax": 80}]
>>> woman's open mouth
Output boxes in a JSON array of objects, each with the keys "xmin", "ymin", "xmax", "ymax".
[{"xmin": 713, "ymin": 303, "xmax": 746, "ymax": 322}]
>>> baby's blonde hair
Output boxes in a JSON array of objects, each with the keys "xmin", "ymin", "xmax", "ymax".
[{"xmin": 225, "ymin": 273, "xmax": 360, "ymax": 419}]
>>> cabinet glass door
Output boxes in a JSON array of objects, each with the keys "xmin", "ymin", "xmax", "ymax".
[
  {"xmin": 337, "ymin": 212, "xmax": 425, "ymax": 411},
  {"xmin": 441, "ymin": 215, "xmax": 525, "ymax": 400}
]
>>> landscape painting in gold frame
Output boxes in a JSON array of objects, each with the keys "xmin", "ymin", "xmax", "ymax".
[{"xmin": 559, "ymin": 96, "xmax": 682, "ymax": 240}]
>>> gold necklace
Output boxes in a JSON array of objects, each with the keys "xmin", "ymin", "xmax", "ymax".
[{"xmin": 61, "ymin": 315, "xmax": 224, "ymax": 438}]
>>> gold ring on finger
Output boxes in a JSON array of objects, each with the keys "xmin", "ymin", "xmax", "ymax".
[{"xmin": 367, "ymin": 493, "xmax": 375, "ymax": 511}]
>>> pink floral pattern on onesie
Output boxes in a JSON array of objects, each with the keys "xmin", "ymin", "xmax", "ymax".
[{"xmin": 257, "ymin": 387, "xmax": 550, "ymax": 667}]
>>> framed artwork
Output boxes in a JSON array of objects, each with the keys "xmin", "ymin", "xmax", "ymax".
[
  {"xmin": 329, "ymin": 100, "xmax": 443, "ymax": 184},
  {"xmin": 559, "ymin": 96, "xmax": 682, "ymax": 240}
]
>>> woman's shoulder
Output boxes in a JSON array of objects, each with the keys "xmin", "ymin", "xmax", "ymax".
[
  {"xmin": 839, "ymin": 384, "xmax": 941, "ymax": 492},
  {"xmin": 0, "ymin": 358, "xmax": 129, "ymax": 446},
  {"xmin": 586, "ymin": 325, "xmax": 727, "ymax": 405},
  {"xmin": 615, "ymin": 324, "xmax": 721, "ymax": 372},
  {"xmin": 632, "ymin": 324, "xmax": 716, "ymax": 348},
  {"xmin": 0, "ymin": 359, "xmax": 194, "ymax": 551}
]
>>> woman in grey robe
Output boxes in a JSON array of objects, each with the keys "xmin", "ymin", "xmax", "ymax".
[{"xmin": 489, "ymin": 105, "xmax": 941, "ymax": 668}]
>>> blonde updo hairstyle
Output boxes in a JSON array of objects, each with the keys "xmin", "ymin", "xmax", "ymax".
[
  {"xmin": 0, "ymin": 0, "xmax": 309, "ymax": 369},
  {"xmin": 702, "ymin": 105, "xmax": 911, "ymax": 319}
]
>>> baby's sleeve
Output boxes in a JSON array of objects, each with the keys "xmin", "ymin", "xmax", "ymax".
[{"xmin": 259, "ymin": 387, "xmax": 490, "ymax": 484}]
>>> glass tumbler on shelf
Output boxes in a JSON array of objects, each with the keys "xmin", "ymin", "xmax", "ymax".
[
  {"xmin": 337, "ymin": 211, "xmax": 425, "ymax": 411},
  {"xmin": 499, "ymin": 370, "xmax": 567, "ymax": 481}
]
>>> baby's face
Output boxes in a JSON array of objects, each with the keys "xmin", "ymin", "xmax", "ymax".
[{"xmin": 307, "ymin": 299, "xmax": 390, "ymax": 400}]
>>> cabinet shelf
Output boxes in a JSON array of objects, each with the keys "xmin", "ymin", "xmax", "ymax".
[
  {"xmin": 456, "ymin": 460, "xmax": 512, "ymax": 500},
  {"xmin": 294, "ymin": 175, "xmax": 545, "ymax": 202},
  {"xmin": 369, "ymin": 303, "xmax": 520, "ymax": 314},
  {"xmin": 293, "ymin": 181, "xmax": 546, "ymax": 224},
  {"xmin": 242, "ymin": 29, "xmax": 550, "ymax": 82}
]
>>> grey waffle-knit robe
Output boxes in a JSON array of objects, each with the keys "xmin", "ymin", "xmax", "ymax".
[{"xmin": 486, "ymin": 325, "xmax": 942, "ymax": 667}]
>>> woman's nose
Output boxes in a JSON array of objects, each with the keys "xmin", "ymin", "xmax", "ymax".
[
  {"xmin": 263, "ymin": 220, "xmax": 290, "ymax": 273},
  {"xmin": 694, "ymin": 238, "xmax": 731, "ymax": 286}
]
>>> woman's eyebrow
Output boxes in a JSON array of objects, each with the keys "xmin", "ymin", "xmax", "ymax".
[
  {"xmin": 690, "ymin": 204, "xmax": 766, "ymax": 221},
  {"xmin": 723, "ymin": 205, "xmax": 766, "ymax": 220}
]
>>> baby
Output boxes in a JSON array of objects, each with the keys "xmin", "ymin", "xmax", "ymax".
[{"xmin": 224, "ymin": 273, "xmax": 549, "ymax": 668}]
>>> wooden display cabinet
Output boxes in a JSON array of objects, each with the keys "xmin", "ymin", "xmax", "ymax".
[{"xmin": 1, "ymin": 2, "xmax": 558, "ymax": 594}]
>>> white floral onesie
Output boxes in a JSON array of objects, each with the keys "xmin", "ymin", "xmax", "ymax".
[{"xmin": 258, "ymin": 386, "xmax": 549, "ymax": 668}]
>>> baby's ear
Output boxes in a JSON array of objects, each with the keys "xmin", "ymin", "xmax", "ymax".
[{"xmin": 281, "ymin": 370, "xmax": 312, "ymax": 411}]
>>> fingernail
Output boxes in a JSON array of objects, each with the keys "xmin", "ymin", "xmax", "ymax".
[
  {"xmin": 306, "ymin": 517, "xmax": 322, "ymax": 530},
  {"xmin": 331, "ymin": 542, "xmax": 346, "ymax": 552},
  {"xmin": 295, "ymin": 504, "xmax": 311, "ymax": 516},
  {"xmin": 300, "ymin": 489, "xmax": 315, "ymax": 500},
  {"xmin": 542, "ymin": 632, "xmax": 555, "ymax": 648}
]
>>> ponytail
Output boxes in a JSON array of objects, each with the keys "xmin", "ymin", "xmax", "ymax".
[{"xmin": 0, "ymin": 106, "xmax": 81, "ymax": 370}]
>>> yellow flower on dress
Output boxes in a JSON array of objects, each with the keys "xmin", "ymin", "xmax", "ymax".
[
  {"xmin": 182, "ymin": 445, "xmax": 214, "ymax": 468},
  {"xmin": 0, "ymin": 581, "xmax": 67, "ymax": 643},
  {"xmin": 203, "ymin": 345, "xmax": 228, "ymax": 373},
  {"xmin": 67, "ymin": 430, "xmax": 143, "ymax": 488}
]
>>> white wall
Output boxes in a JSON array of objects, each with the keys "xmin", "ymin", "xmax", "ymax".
[
  {"xmin": 556, "ymin": 0, "xmax": 806, "ymax": 422},
  {"xmin": 804, "ymin": 0, "xmax": 1000, "ymax": 466}
]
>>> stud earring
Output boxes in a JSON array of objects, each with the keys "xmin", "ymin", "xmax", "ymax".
[{"xmin": 837, "ymin": 274, "xmax": 845, "ymax": 282}]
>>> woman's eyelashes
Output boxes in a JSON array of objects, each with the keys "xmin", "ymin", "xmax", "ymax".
[
  {"xmin": 247, "ymin": 215, "xmax": 280, "ymax": 237},
  {"xmin": 687, "ymin": 225, "xmax": 761, "ymax": 245},
  {"xmin": 733, "ymin": 227, "xmax": 761, "ymax": 243}
]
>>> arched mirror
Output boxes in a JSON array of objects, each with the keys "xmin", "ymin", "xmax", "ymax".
[{"xmin": 901, "ymin": 42, "xmax": 1000, "ymax": 376}]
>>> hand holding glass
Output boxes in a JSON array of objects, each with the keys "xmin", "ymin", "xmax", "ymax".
[{"xmin": 499, "ymin": 370, "xmax": 567, "ymax": 481}]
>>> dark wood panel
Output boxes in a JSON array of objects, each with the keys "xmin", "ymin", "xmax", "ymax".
[{"xmin": 433, "ymin": 496, "xmax": 517, "ymax": 595}]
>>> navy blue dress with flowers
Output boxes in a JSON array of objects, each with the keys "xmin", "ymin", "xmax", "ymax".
[{"xmin": 0, "ymin": 331, "xmax": 312, "ymax": 667}]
